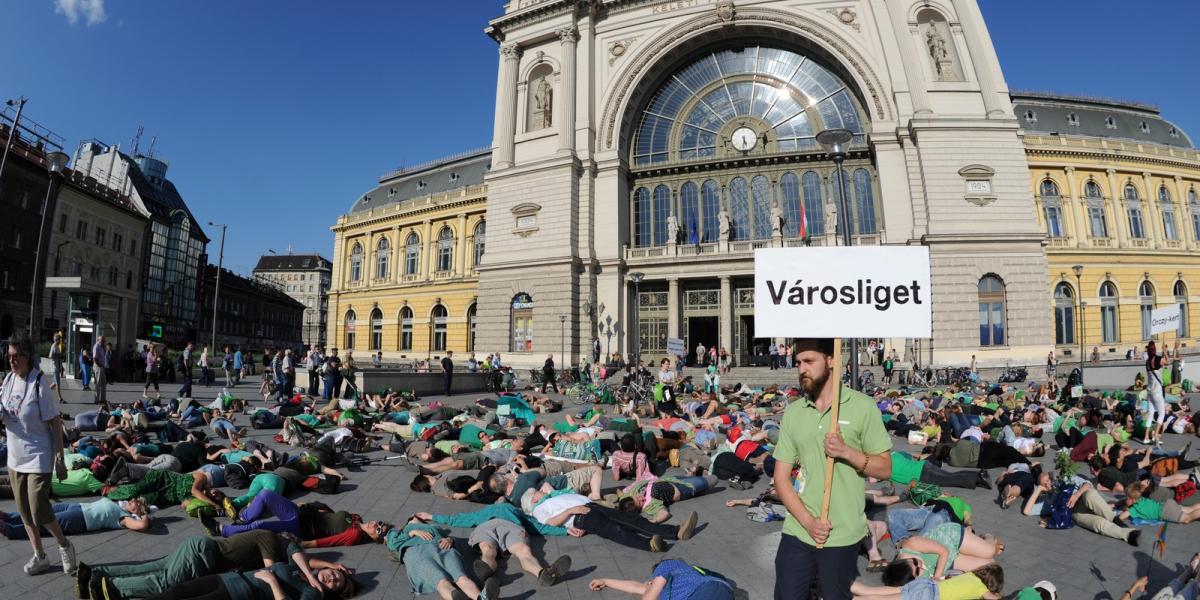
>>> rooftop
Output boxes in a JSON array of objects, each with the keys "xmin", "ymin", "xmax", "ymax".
[
  {"xmin": 1011, "ymin": 91, "xmax": 1193, "ymax": 149},
  {"xmin": 253, "ymin": 254, "xmax": 333, "ymax": 272},
  {"xmin": 349, "ymin": 148, "xmax": 491, "ymax": 214}
]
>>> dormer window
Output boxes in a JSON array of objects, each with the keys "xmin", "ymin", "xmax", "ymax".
[
  {"xmin": 1024, "ymin": 110, "xmax": 1037, "ymax": 123},
  {"xmin": 1140, "ymin": 121, "xmax": 1150, "ymax": 133},
  {"xmin": 387, "ymin": 187, "xmax": 397, "ymax": 198},
  {"xmin": 449, "ymin": 172, "xmax": 460, "ymax": 183},
  {"xmin": 1067, "ymin": 113, "xmax": 1080, "ymax": 127},
  {"xmin": 1169, "ymin": 127, "xmax": 1180, "ymax": 138},
  {"xmin": 416, "ymin": 180, "xmax": 427, "ymax": 191},
  {"xmin": 1105, "ymin": 116, "xmax": 1116, "ymax": 129}
]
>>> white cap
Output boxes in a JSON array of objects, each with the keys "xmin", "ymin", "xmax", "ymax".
[{"xmin": 1033, "ymin": 581, "xmax": 1057, "ymax": 600}]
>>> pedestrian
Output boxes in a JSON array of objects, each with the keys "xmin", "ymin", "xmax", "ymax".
[
  {"xmin": 1143, "ymin": 341, "xmax": 1170, "ymax": 445},
  {"xmin": 768, "ymin": 342, "xmax": 779, "ymax": 370},
  {"xmin": 222, "ymin": 346, "xmax": 235, "ymax": 387},
  {"xmin": 79, "ymin": 348, "xmax": 93, "ymax": 391},
  {"xmin": 340, "ymin": 350, "xmax": 355, "ymax": 399},
  {"xmin": 542, "ymin": 353, "xmax": 559, "ymax": 394},
  {"xmin": 441, "ymin": 350, "xmax": 455, "ymax": 397},
  {"xmin": 49, "ymin": 332, "xmax": 65, "ymax": 403},
  {"xmin": 92, "ymin": 335, "xmax": 109, "ymax": 405},
  {"xmin": 593, "ymin": 338, "xmax": 601, "ymax": 364},
  {"xmin": 143, "ymin": 345, "xmax": 162, "ymax": 399},
  {"xmin": 696, "ymin": 341, "xmax": 706, "ymax": 368},
  {"xmin": 307, "ymin": 344, "xmax": 322, "ymax": 397},
  {"xmin": 1, "ymin": 331, "xmax": 77, "ymax": 575},
  {"xmin": 198, "ymin": 346, "xmax": 210, "ymax": 386},
  {"xmin": 773, "ymin": 338, "xmax": 892, "ymax": 600},
  {"xmin": 322, "ymin": 348, "xmax": 341, "ymax": 402},
  {"xmin": 232, "ymin": 347, "xmax": 244, "ymax": 385},
  {"xmin": 783, "ymin": 343, "xmax": 792, "ymax": 369},
  {"xmin": 177, "ymin": 351, "xmax": 193, "ymax": 399},
  {"xmin": 1046, "ymin": 351, "xmax": 1057, "ymax": 382},
  {"xmin": 373, "ymin": 351, "xmax": 382, "ymax": 368}
]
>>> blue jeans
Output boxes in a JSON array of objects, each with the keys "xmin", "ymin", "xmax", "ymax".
[
  {"xmin": 671, "ymin": 476, "xmax": 712, "ymax": 500},
  {"xmin": 81, "ymin": 364, "xmax": 92, "ymax": 388},
  {"xmin": 2, "ymin": 503, "xmax": 87, "ymax": 539},
  {"xmin": 211, "ymin": 418, "xmax": 236, "ymax": 437},
  {"xmin": 322, "ymin": 375, "xmax": 335, "ymax": 401},
  {"xmin": 886, "ymin": 506, "xmax": 951, "ymax": 544}
]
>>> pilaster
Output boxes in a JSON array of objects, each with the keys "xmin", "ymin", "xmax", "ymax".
[{"xmin": 556, "ymin": 26, "xmax": 579, "ymax": 154}]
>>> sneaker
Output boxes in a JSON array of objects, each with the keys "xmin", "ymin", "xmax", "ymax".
[
  {"xmin": 479, "ymin": 575, "xmax": 499, "ymax": 600},
  {"xmin": 222, "ymin": 498, "xmax": 238, "ymax": 521},
  {"xmin": 89, "ymin": 575, "xmax": 105, "ymax": 600},
  {"xmin": 677, "ymin": 511, "xmax": 698, "ymax": 541},
  {"xmin": 74, "ymin": 562, "xmax": 91, "ymax": 598},
  {"xmin": 975, "ymin": 470, "xmax": 993, "ymax": 490},
  {"xmin": 99, "ymin": 576, "xmax": 122, "ymax": 600},
  {"xmin": 23, "ymin": 551, "xmax": 51, "ymax": 575},
  {"xmin": 199, "ymin": 513, "xmax": 221, "ymax": 537},
  {"xmin": 538, "ymin": 555, "xmax": 571, "ymax": 586},
  {"xmin": 1127, "ymin": 529, "xmax": 1141, "ymax": 547},
  {"xmin": 472, "ymin": 559, "xmax": 494, "ymax": 582},
  {"xmin": 60, "ymin": 541, "xmax": 78, "ymax": 575},
  {"xmin": 649, "ymin": 534, "xmax": 666, "ymax": 553}
]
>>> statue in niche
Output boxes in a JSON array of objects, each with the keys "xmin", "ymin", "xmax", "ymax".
[
  {"xmin": 666, "ymin": 214, "xmax": 679, "ymax": 244},
  {"xmin": 718, "ymin": 209, "xmax": 731, "ymax": 240},
  {"xmin": 532, "ymin": 77, "xmax": 553, "ymax": 130},
  {"xmin": 824, "ymin": 202, "xmax": 838, "ymax": 236},
  {"xmin": 771, "ymin": 201, "xmax": 786, "ymax": 235},
  {"xmin": 925, "ymin": 25, "xmax": 956, "ymax": 81}
]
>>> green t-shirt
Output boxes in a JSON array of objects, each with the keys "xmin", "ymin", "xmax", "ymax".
[
  {"xmin": 293, "ymin": 413, "xmax": 322, "ymax": 428},
  {"xmin": 889, "ymin": 452, "xmax": 925, "ymax": 485},
  {"xmin": 772, "ymin": 386, "xmax": 891, "ymax": 548},
  {"xmin": 1128, "ymin": 497, "xmax": 1162, "ymax": 521},
  {"xmin": 1095, "ymin": 432, "xmax": 1116, "ymax": 455},
  {"xmin": 54, "ymin": 468, "xmax": 105, "ymax": 497}
]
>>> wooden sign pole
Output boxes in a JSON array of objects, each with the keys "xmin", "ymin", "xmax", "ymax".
[{"xmin": 817, "ymin": 340, "xmax": 843, "ymax": 549}]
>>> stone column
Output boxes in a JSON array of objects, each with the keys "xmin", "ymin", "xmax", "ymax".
[
  {"xmin": 950, "ymin": 0, "xmax": 1007, "ymax": 117},
  {"xmin": 455, "ymin": 214, "xmax": 468, "ymax": 275},
  {"xmin": 1106, "ymin": 169, "xmax": 1126, "ymax": 246},
  {"xmin": 556, "ymin": 26, "xmax": 578, "ymax": 154},
  {"xmin": 1063, "ymin": 168, "xmax": 1087, "ymax": 248},
  {"xmin": 422, "ymin": 219, "xmax": 433, "ymax": 277},
  {"xmin": 719, "ymin": 276, "xmax": 732, "ymax": 360},
  {"xmin": 1175, "ymin": 176, "xmax": 1195, "ymax": 249},
  {"xmin": 1140, "ymin": 172, "xmax": 1161, "ymax": 249},
  {"xmin": 493, "ymin": 43, "xmax": 522, "ymax": 168},
  {"xmin": 667, "ymin": 278, "xmax": 680, "ymax": 342}
]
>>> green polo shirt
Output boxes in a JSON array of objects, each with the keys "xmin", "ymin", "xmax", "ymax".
[{"xmin": 773, "ymin": 386, "xmax": 891, "ymax": 548}]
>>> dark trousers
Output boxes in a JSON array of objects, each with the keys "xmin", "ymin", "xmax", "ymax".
[
  {"xmin": 713, "ymin": 452, "xmax": 760, "ymax": 483},
  {"xmin": 573, "ymin": 503, "xmax": 678, "ymax": 551},
  {"xmin": 774, "ymin": 532, "xmax": 860, "ymax": 600},
  {"xmin": 443, "ymin": 374, "xmax": 453, "ymax": 397},
  {"xmin": 1055, "ymin": 427, "xmax": 1085, "ymax": 449},
  {"xmin": 543, "ymin": 369, "xmax": 558, "ymax": 393},
  {"xmin": 308, "ymin": 370, "xmax": 320, "ymax": 396},
  {"xmin": 919, "ymin": 462, "xmax": 977, "ymax": 489},
  {"xmin": 977, "ymin": 442, "xmax": 1028, "ymax": 469}
]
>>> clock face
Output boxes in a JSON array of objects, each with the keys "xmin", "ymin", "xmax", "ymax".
[{"xmin": 731, "ymin": 127, "xmax": 758, "ymax": 152}]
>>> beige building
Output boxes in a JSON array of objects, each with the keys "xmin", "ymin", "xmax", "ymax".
[{"xmin": 253, "ymin": 254, "xmax": 332, "ymax": 349}]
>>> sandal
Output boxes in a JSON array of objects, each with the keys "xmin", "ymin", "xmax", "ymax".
[
  {"xmin": 1000, "ymin": 494, "xmax": 1018, "ymax": 509},
  {"xmin": 867, "ymin": 559, "xmax": 888, "ymax": 572}
]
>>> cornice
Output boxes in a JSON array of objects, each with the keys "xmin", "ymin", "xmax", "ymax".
[
  {"xmin": 333, "ymin": 196, "xmax": 487, "ymax": 233},
  {"xmin": 488, "ymin": 0, "xmax": 583, "ymax": 42},
  {"xmin": 1024, "ymin": 146, "xmax": 1200, "ymax": 175}
]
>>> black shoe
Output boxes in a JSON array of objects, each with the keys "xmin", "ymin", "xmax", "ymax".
[
  {"xmin": 1127, "ymin": 529, "xmax": 1141, "ymax": 547},
  {"xmin": 199, "ymin": 513, "xmax": 220, "ymax": 536},
  {"xmin": 472, "ymin": 559, "xmax": 494, "ymax": 582},
  {"xmin": 976, "ymin": 470, "xmax": 992, "ymax": 490},
  {"xmin": 480, "ymin": 575, "xmax": 499, "ymax": 600},
  {"xmin": 1113, "ymin": 515, "xmax": 1129, "ymax": 528},
  {"xmin": 74, "ymin": 562, "xmax": 91, "ymax": 599},
  {"xmin": 539, "ymin": 555, "xmax": 571, "ymax": 586}
]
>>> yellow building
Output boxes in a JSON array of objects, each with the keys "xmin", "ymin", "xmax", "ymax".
[
  {"xmin": 328, "ymin": 149, "xmax": 489, "ymax": 361},
  {"xmin": 1014, "ymin": 93, "xmax": 1200, "ymax": 360}
]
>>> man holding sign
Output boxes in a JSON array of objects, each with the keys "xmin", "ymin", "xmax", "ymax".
[{"xmin": 772, "ymin": 338, "xmax": 892, "ymax": 600}]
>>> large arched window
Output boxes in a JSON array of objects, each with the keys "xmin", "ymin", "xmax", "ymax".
[
  {"xmin": 729, "ymin": 177, "xmax": 749, "ymax": 241},
  {"xmin": 680, "ymin": 182, "xmax": 699, "ymax": 244},
  {"xmin": 431, "ymin": 305, "xmax": 448, "ymax": 352},
  {"xmin": 633, "ymin": 187, "xmax": 651, "ymax": 247},
  {"xmin": 1100, "ymin": 281, "xmax": 1119, "ymax": 343},
  {"xmin": 404, "ymin": 233, "xmax": 420, "ymax": 275},
  {"xmin": 1125, "ymin": 184, "xmax": 1146, "ymax": 239},
  {"xmin": 437, "ymin": 227, "xmax": 454, "ymax": 272},
  {"xmin": 652, "ymin": 185, "xmax": 671, "ymax": 245},
  {"xmin": 511, "ymin": 293, "xmax": 534, "ymax": 352},
  {"xmin": 369, "ymin": 308, "xmax": 383, "ymax": 351},
  {"xmin": 700, "ymin": 180, "xmax": 720, "ymax": 243},
  {"xmin": 398, "ymin": 306, "xmax": 413, "ymax": 351},
  {"xmin": 1190, "ymin": 189, "xmax": 1200, "ymax": 241},
  {"xmin": 344, "ymin": 310, "xmax": 357, "ymax": 349},
  {"xmin": 348, "ymin": 243, "xmax": 363, "ymax": 283},
  {"xmin": 853, "ymin": 168, "xmax": 877, "ymax": 235},
  {"xmin": 473, "ymin": 222, "xmax": 486, "ymax": 268},
  {"xmin": 751, "ymin": 176, "xmax": 771, "ymax": 240},
  {"xmin": 466, "ymin": 304, "xmax": 477, "ymax": 352},
  {"xmin": 802, "ymin": 171, "xmax": 824, "ymax": 236},
  {"xmin": 1041, "ymin": 180, "xmax": 1064, "ymax": 238},
  {"xmin": 375, "ymin": 238, "xmax": 390, "ymax": 280},
  {"xmin": 1084, "ymin": 181, "xmax": 1108, "ymax": 238},
  {"xmin": 779, "ymin": 172, "xmax": 802, "ymax": 237},
  {"xmin": 1160, "ymin": 186, "xmax": 1178, "ymax": 241},
  {"xmin": 978, "ymin": 275, "xmax": 1006, "ymax": 346},
  {"xmin": 1175, "ymin": 280, "xmax": 1189, "ymax": 337},
  {"xmin": 1054, "ymin": 283, "xmax": 1075, "ymax": 345},
  {"xmin": 1140, "ymin": 280, "xmax": 1156, "ymax": 340}
]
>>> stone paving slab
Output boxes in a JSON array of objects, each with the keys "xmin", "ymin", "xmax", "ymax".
[{"xmin": 0, "ymin": 375, "xmax": 1195, "ymax": 599}]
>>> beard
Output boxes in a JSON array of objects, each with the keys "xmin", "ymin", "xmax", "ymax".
[{"xmin": 799, "ymin": 365, "xmax": 830, "ymax": 396}]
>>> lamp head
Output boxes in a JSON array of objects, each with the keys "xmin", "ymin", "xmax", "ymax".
[
  {"xmin": 1071, "ymin": 264, "xmax": 1083, "ymax": 278},
  {"xmin": 629, "ymin": 271, "xmax": 644, "ymax": 284},
  {"xmin": 45, "ymin": 151, "xmax": 69, "ymax": 174},
  {"xmin": 560, "ymin": 315, "xmax": 567, "ymax": 323},
  {"xmin": 815, "ymin": 128, "xmax": 854, "ymax": 158}
]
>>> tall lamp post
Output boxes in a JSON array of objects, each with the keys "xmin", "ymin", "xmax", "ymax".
[
  {"xmin": 30, "ymin": 150, "xmax": 70, "ymax": 342},
  {"xmin": 629, "ymin": 272, "xmax": 644, "ymax": 365},
  {"xmin": 816, "ymin": 128, "xmax": 859, "ymax": 389},
  {"xmin": 559, "ymin": 314, "xmax": 567, "ymax": 368},
  {"xmin": 208, "ymin": 222, "xmax": 227, "ymax": 355},
  {"xmin": 1072, "ymin": 264, "xmax": 1084, "ymax": 385}
]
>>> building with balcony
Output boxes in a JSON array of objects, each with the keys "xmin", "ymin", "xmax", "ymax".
[
  {"xmin": 252, "ymin": 254, "xmax": 332, "ymax": 349},
  {"xmin": 328, "ymin": 149, "xmax": 488, "ymax": 361},
  {"xmin": 1016, "ymin": 92, "xmax": 1200, "ymax": 359},
  {"xmin": 198, "ymin": 264, "xmax": 305, "ymax": 352}
]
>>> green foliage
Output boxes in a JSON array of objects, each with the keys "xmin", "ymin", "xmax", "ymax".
[{"xmin": 1054, "ymin": 449, "xmax": 1079, "ymax": 482}]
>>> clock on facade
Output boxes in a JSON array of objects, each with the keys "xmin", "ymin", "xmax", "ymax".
[{"xmin": 730, "ymin": 126, "xmax": 758, "ymax": 152}]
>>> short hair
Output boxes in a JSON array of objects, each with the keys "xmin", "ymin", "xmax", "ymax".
[
  {"xmin": 793, "ymin": 338, "xmax": 835, "ymax": 356},
  {"xmin": 6, "ymin": 331, "xmax": 34, "ymax": 360},
  {"xmin": 882, "ymin": 560, "xmax": 916, "ymax": 587},
  {"xmin": 972, "ymin": 563, "xmax": 1004, "ymax": 593},
  {"xmin": 409, "ymin": 474, "xmax": 432, "ymax": 493}
]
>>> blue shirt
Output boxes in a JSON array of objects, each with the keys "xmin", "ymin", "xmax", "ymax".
[
  {"xmin": 233, "ymin": 352, "xmax": 244, "ymax": 369},
  {"xmin": 651, "ymin": 560, "xmax": 732, "ymax": 599}
]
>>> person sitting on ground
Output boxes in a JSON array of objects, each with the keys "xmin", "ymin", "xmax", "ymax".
[
  {"xmin": 588, "ymin": 559, "xmax": 734, "ymax": 599},
  {"xmin": 521, "ymin": 487, "xmax": 697, "ymax": 553},
  {"xmin": 385, "ymin": 516, "xmax": 500, "ymax": 600}
]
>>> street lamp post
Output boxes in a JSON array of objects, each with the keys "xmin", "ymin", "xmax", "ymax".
[
  {"xmin": 29, "ymin": 151, "xmax": 70, "ymax": 342},
  {"xmin": 629, "ymin": 272, "xmax": 644, "ymax": 365},
  {"xmin": 816, "ymin": 128, "xmax": 859, "ymax": 389},
  {"xmin": 0, "ymin": 97, "xmax": 28, "ymax": 185},
  {"xmin": 1072, "ymin": 264, "xmax": 1084, "ymax": 386},
  {"xmin": 559, "ymin": 314, "xmax": 567, "ymax": 371},
  {"xmin": 208, "ymin": 222, "xmax": 227, "ymax": 355}
]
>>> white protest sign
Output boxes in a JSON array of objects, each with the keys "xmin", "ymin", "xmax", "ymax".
[
  {"xmin": 665, "ymin": 337, "xmax": 686, "ymax": 356},
  {"xmin": 1150, "ymin": 305, "xmax": 1182, "ymax": 335},
  {"xmin": 754, "ymin": 246, "xmax": 932, "ymax": 338}
]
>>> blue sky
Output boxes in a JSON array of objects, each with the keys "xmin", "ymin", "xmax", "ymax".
[{"xmin": 4, "ymin": 1, "xmax": 1197, "ymax": 273}]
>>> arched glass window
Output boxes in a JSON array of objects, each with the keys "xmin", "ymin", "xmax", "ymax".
[
  {"xmin": 1054, "ymin": 283, "xmax": 1075, "ymax": 345},
  {"xmin": 1100, "ymin": 281, "xmax": 1119, "ymax": 343},
  {"xmin": 467, "ymin": 304, "xmax": 477, "ymax": 352},
  {"xmin": 652, "ymin": 185, "xmax": 671, "ymax": 245},
  {"xmin": 752, "ymin": 176, "xmax": 771, "ymax": 240},
  {"xmin": 1140, "ymin": 280, "xmax": 1156, "ymax": 340},
  {"xmin": 1041, "ymin": 180, "xmax": 1064, "ymax": 238},
  {"xmin": 680, "ymin": 182, "xmax": 700, "ymax": 244},
  {"xmin": 1124, "ymin": 183, "xmax": 1140, "ymax": 202},
  {"xmin": 978, "ymin": 275, "xmax": 1006, "ymax": 346},
  {"xmin": 1040, "ymin": 180, "xmax": 1060, "ymax": 198},
  {"xmin": 779, "ymin": 172, "xmax": 802, "ymax": 237},
  {"xmin": 398, "ymin": 306, "xmax": 413, "ymax": 351},
  {"xmin": 437, "ymin": 227, "xmax": 454, "ymax": 272},
  {"xmin": 511, "ymin": 293, "xmax": 534, "ymax": 352},
  {"xmin": 1175, "ymin": 281, "xmax": 1189, "ymax": 337},
  {"xmin": 344, "ymin": 310, "xmax": 357, "ymax": 349},
  {"xmin": 1084, "ymin": 181, "xmax": 1108, "ymax": 237},
  {"xmin": 700, "ymin": 180, "xmax": 720, "ymax": 243},
  {"xmin": 729, "ymin": 177, "xmax": 749, "ymax": 241},
  {"xmin": 369, "ymin": 308, "xmax": 383, "ymax": 351},
  {"xmin": 405, "ymin": 233, "xmax": 420, "ymax": 275},
  {"xmin": 1159, "ymin": 186, "xmax": 1178, "ymax": 241},
  {"xmin": 431, "ymin": 305, "xmax": 448, "ymax": 352},
  {"xmin": 633, "ymin": 187, "xmax": 651, "ymax": 247},
  {"xmin": 1127, "ymin": 185, "xmax": 1146, "ymax": 239},
  {"xmin": 802, "ymin": 171, "xmax": 824, "ymax": 236},
  {"xmin": 473, "ymin": 222, "xmax": 486, "ymax": 268},
  {"xmin": 349, "ymin": 243, "xmax": 363, "ymax": 282},
  {"xmin": 375, "ymin": 238, "xmax": 390, "ymax": 280},
  {"xmin": 853, "ymin": 169, "xmax": 877, "ymax": 235},
  {"xmin": 1190, "ymin": 189, "xmax": 1200, "ymax": 241},
  {"xmin": 831, "ymin": 169, "xmax": 851, "ymax": 237}
]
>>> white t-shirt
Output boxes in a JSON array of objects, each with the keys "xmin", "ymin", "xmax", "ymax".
[
  {"xmin": 317, "ymin": 427, "xmax": 354, "ymax": 447},
  {"xmin": 2, "ymin": 369, "xmax": 60, "ymax": 473},
  {"xmin": 658, "ymin": 370, "xmax": 675, "ymax": 385},
  {"xmin": 1011, "ymin": 437, "xmax": 1037, "ymax": 455},
  {"xmin": 532, "ymin": 493, "xmax": 590, "ymax": 529}
]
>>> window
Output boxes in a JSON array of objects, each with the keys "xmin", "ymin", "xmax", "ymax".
[
  {"xmin": 633, "ymin": 187, "xmax": 651, "ymax": 247},
  {"xmin": 802, "ymin": 171, "xmax": 824, "ymax": 236},
  {"xmin": 729, "ymin": 177, "xmax": 749, "ymax": 241},
  {"xmin": 399, "ymin": 306, "xmax": 413, "ymax": 351},
  {"xmin": 1068, "ymin": 113, "xmax": 1080, "ymax": 127},
  {"xmin": 1023, "ymin": 109, "xmax": 1037, "ymax": 123},
  {"xmin": 978, "ymin": 276, "xmax": 1006, "ymax": 346},
  {"xmin": 1105, "ymin": 116, "xmax": 1116, "ymax": 129},
  {"xmin": 405, "ymin": 232, "xmax": 420, "ymax": 275},
  {"xmin": 467, "ymin": 304, "xmax": 477, "ymax": 352},
  {"xmin": 1191, "ymin": 189, "xmax": 1200, "ymax": 241},
  {"xmin": 369, "ymin": 308, "xmax": 383, "ymax": 350},
  {"xmin": 752, "ymin": 175, "xmax": 771, "ymax": 240},
  {"xmin": 652, "ymin": 185, "xmax": 671, "ymax": 245},
  {"xmin": 1128, "ymin": 205, "xmax": 1145, "ymax": 239},
  {"xmin": 779, "ymin": 172, "xmax": 801, "ymax": 237},
  {"xmin": 1140, "ymin": 280, "xmax": 1156, "ymax": 340},
  {"xmin": 58, "ymin": 213, "xmax": 67, "ymax": 233},
  {"xmin": 344, "ymin": 310, "xmax": 357, "ymax": 349},
  {"xmin": 375, "ymin": 238, "xmax": 390, "ymax": 279},
  {"xmin": 700, "ymin": 180, "xmax": 720, "ymax": 242},
  {"xmin": 853, "ymin": 169, "xmax": 877, "ymax": 234},
  {"xmin": 1041, "ymin": 180, "xmax": 1064, "ymax": 238},
  {"xmin": 76, "ymin": 220, "xmax": 88, "ymax": 240},
  {"xmin": 437, "ymin": 227, "xmax": 454, "ymax": 272},
  {"xmin": 96, "ymin": 228, "xmax": 106, "ymax": 246},
  {"xmin": 1140, "ymin": 121, "xmax": 1150, "ymax": 133},
  {"xmin": 11, "ymin": 227, "xmax": 21, "ymax": 249},
  {"xmin": 1100, "ymin": 281, "xmax": 1119, "ymax": 343},
  {"xmin": 348, "ymin": 243, "xmax": 363, "ymax": 282},
  {"xmin": 126, "ymin": 271, "xmax": 133, "ymax": 289},
  {"xmin": 431, "ymin": 305, "xmax": 448, "ymax": 352},
  {"xmin": 680, "ymin": 182, "xmax": 699, "ymax": 244},
  {"xmin": 1160, "ymin": 186, "xmax": 1178, "ymax": 241},
  {"xmin": 1054, "ymin": 283, "xmax": 1075, "ymax": 345},
  {"xmin": 511, "ymin": 292, "xmax": 534, "ymax": 352},
  {"xmin": 1176, "ymin": 281, "xmax": 1190, "ymax": 337},
  {"xmin": 473, "ymin": 222, "xmax": 485, "ymax": 267}
]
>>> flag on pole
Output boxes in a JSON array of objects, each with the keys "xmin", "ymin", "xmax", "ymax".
[{"xmin": 798, "ymin": 199, "xmax": 807, "ymax": 239}]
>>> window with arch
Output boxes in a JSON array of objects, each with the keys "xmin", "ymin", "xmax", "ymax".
[
  {"xmin": 1126, "ymin": 184, "xmax": 1146, "ymax": 239},
  {"xmin": 1140, "ymin": 280, "xmax": 1156, "ymax": 340},
  {"xmin": 1084, "ymin": 181, "xmax": 1108, "ymax": 238},
  {"xmin": 437, "ymin": 227, "xmax": 454, "ymax": 272},
  {"xmin": 344, "ymin": 310, "xmax": 357, "ymax": 349},
  {"xmin": 978, "ymin": 275, "xmax": 1006, "ymax": 346},
  {"xmin": 730, "ymin": 178, "xmax": 749, "ymax": 241},
  {"xmin": 752, "ymin": 176, "xmax": 771, "ymax": 240},
  {"xmin": 1054, "ymin": 283, "xmax": 1075, "ymax": 345},
  {"xmin": 405, "ymin": 233, "xmax": 420, "ymax": 275},
  {"xmin": 1175, "ymin": 281, "xmax": 1189, "ymax": 337},
  {"xmin": 398, "ymin": 306, "xmax": 413, "ymax": 351},
  {"xmin": 511, "ymin": 293, "xmax": 534, "ymax": 352},
  {"xmin": 348, "ymin": 243, "xmax": 363, "ymax": 282},
  {"xmin": 680, "ymin": 182, "xmax": 700, "ymax": 244},
  {"xmin": 375, "ymin": 238, "xmax": 390, "ymax": 279},
  {"xmin": 1041, "ymin": 180, "xmax": 1064, "ymax": 238},
  {"xmin": 431, "ymin": 305, "xmax": 448, "ymax": 352},
  {"xmin": 779, "ymin": 172, "xmax": 802, "ymax": 238},
  {"xmin": 467, "ymin": 304, "xmax": 477, "ymax": 352},
  {"xmin": 527, "ymin": 63, "xmax": 554, "ymax": 132},
  {"xmin": 633, "ymin": 187, "xmax": 651, "ymax": 247},
  {"xmin": 652, "ymin": 185, "xmax": 671, "ymax": 245},
  {"xmin": 853, "ymin": 169, "xmax": 877, "ymax": 235},
  {"xmin": 369, "ymin": 308, "xmax": 383, "ymax": 351},
  {"xmin": 700, "ymin": 180, "xmax": 720, "ymax": 242},
  {"xmin": 1100, "ymin": 282, "xmax": 1119, "ymax": 344},
  {"xmin": 473, "ymin": 222, "xmax": 486, "ymax": 268},
  {"xmin": 1191, "ymin": 189, "xmax": 1200, "ymax": 241},
  {"xmin": 1160, "ymin": 186, "xmax": 1178, "ymax": 241},
  {"xmin": 802, "ymin": 171, "xmax": 824, "ymax": 236}
]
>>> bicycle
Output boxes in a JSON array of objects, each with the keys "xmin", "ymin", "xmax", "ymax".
[{"xmin": 616, "ymin": 382, "xmax": 650, "ymax": 414}]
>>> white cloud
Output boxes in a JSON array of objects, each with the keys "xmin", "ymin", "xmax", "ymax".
[{"xmin": 54, "ymin": 0, "xmax": 108, "ymax": 26}]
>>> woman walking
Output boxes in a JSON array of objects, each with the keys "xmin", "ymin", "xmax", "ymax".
[
  {"xmin": 143, "ymin": 345, "xmax": 162, "ymax": 400},
  {"xmin": 49, "ymin": 332, "xmax": 65, "ymax": 403},
  {"xmin": 2, "ymin": 332, "xmax": 77, "ymax": 575}
]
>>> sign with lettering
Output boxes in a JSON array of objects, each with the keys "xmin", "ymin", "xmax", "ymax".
[
  {"xmin": 666, "ymin": 337, "xmax": 686, "ymax": 356},
  {"xmin": 754, "ymin": 247, "xmax": 932, "ymax": 338},
  {"xmin": 1150, "ymin": 304, "xmax": 1182, "ymax": 335}
]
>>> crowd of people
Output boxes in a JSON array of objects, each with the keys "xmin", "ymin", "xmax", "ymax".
[{"xmin": 2, "ymin": 328, "xmax": 1199, "ymax": 599}]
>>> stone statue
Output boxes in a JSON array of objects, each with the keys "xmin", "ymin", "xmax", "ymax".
[
  {"xmin": 824, "ymin": 202, "xmax": 837, "ymax": 236},
  {"xmin": 925, "ymin": 26, "xmax": 954, "ymax": 80},
  {"xmin": 666, "ymin": 214, "xmax": 679, "ymax": 243},
  {"xmin": 718, "ymin": 209, "xmax": 731, "ymax": 240},
  {"xmin": 533, "ymin": 77, "xmax": 553, "ymax": 130},
  {"xmin": 771, "ymin": 201, "xmax": 786, "ymax": 235}
]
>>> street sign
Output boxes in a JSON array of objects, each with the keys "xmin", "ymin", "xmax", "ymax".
[
  {"xmin": 665, "ymin": 337, "xmax": 685, "ymax": 356},
  {"xmin": 1150, "ymin": 305, "xmax": 1182, "ymax": 335},
  {"xmin": 753, "ymin": 246, "xmax": 933, "ymax": 338},
  {"xmin": 150, "ymin": 325, "xmax": 164, "ymax": 339}
]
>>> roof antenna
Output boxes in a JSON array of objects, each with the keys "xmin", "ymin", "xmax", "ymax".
[
  {"xmin": 130, "ymin": 125, "xmax": 144, "ymax": 155},
  {"xmin": 146, "ymin": 135, "xmax": 157, "ymax": 158}
]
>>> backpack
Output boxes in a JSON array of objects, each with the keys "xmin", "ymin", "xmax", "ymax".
[
  {"xmin": 1174, "ymin": 480, "xmax": 1197, "ymax": 503},
  {"xmin": 908, "ymin": 482, "xmax": 942, "ymax": 506},
  {"xmin": 302, "ymin": 475, "xmax": 341, "ymax": 494},
  {"xmin": 1150, "ymin": 457, "xmax": 1179, "ymax": 478},
  {"xmin": 1045, "ymin": 484, "xmax": 1076, "ymax": 530},
  {"xmin": 746, "ymin": 501, "xmax": 785, "ymax": 523},
  {"xmin": 224, "ymin": 463, "xmax": 254, "ymax": 490}
]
